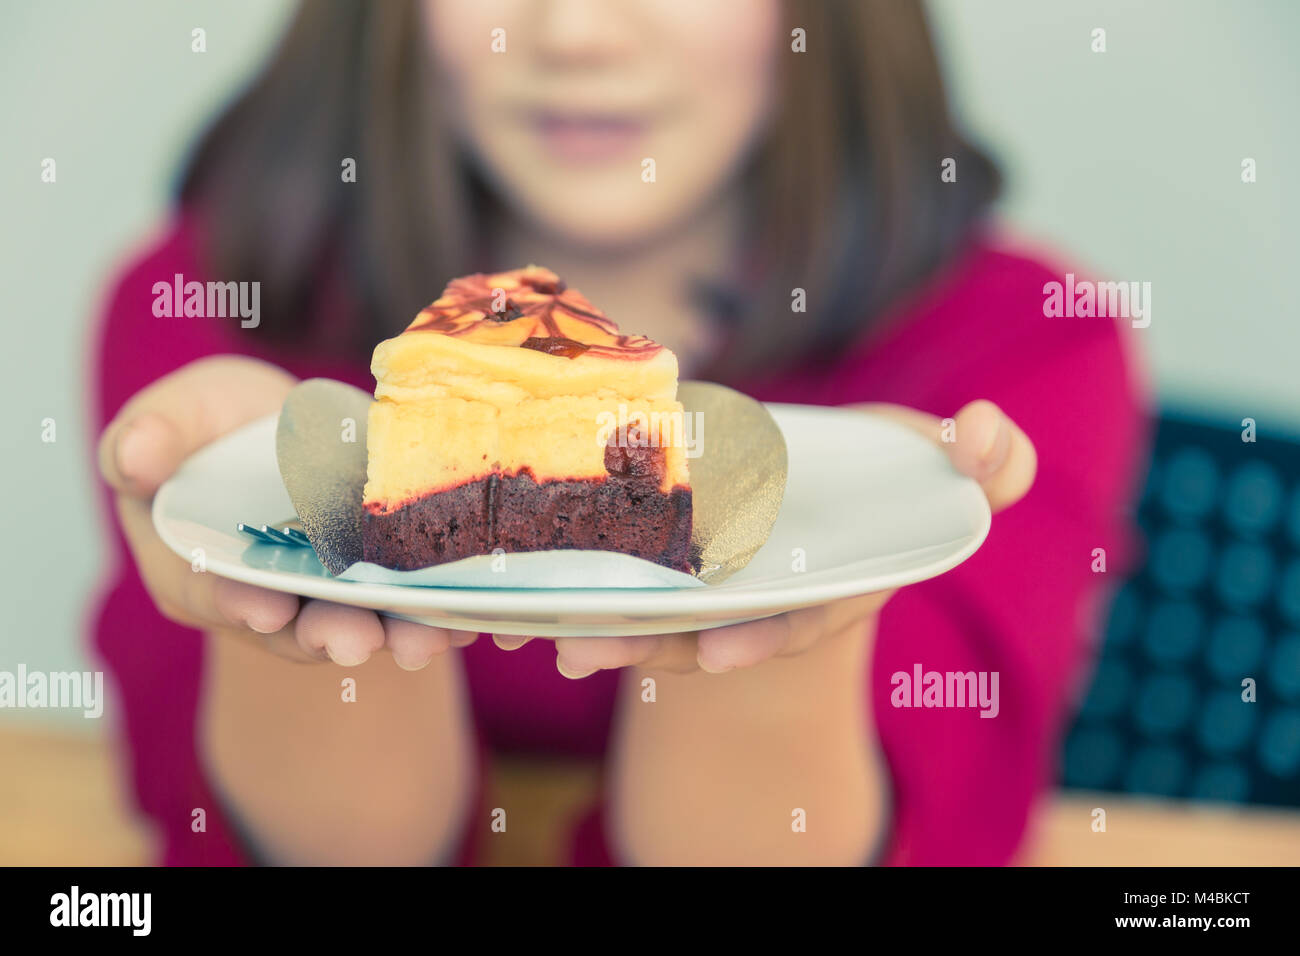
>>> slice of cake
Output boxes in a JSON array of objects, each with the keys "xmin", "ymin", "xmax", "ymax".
[{"xmin": 361, "ymin": 266, "xmax": 693, "ymax": 572}]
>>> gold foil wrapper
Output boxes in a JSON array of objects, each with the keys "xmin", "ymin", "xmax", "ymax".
[
  {"xmin": 276, "ymin": 378, "xmax": 787, "ymax": 585},
  {"xmin": 676, "ymin": 381, "xmax": 787, "ymax": 583},
  {"xmin": 276, "ymin": 379, "xmax": 370, "ymax": 575}
]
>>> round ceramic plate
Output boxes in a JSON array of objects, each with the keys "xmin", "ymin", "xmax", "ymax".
[{"xmin": 153, "ymin": 404, "xmax": 990, "ymax": 636}]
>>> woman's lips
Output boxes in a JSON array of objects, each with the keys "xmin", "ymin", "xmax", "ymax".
[{"xmin": 530, "ymin": 112, "xmax": 649, "ymax": 164}]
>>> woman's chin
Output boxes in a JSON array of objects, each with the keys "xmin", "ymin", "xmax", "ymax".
[{"xmin": 511, "ymin": 195, "xmax": 697, "ymax": 255}]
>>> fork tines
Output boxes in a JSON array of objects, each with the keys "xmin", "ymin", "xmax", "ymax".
[{"xmin": 238, "ymin": 523, "xmax": 311, "ymax": 548}]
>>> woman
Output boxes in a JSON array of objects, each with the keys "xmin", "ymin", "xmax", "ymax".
[{"xmin": 93, "ymin": 0, "xmax": 1144, "ymax": 865}]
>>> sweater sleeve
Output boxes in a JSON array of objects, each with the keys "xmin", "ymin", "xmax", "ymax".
[
  {"xmin": 88, "ymin": 217, "xmax": 255, "ymax": 865},
  {"xmin": 867, "ymin": 263, "xmax": 1148, "ymax": 864}
]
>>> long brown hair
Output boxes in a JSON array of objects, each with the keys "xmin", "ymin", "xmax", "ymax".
[{"xmin": 179, "ymin": 0, "xmax": 999, "ymax": 379}]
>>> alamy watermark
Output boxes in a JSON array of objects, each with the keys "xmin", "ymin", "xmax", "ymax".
[
  {"xmin": 0, "ymin": 664, "xmax": 104, "ymax": 718},
  {"xmin": 152, "ymin": 272, "xmax": 260, "ymax": 328},
  {"xmin": 890, "ymin": 663, "xmax": 999, "ymax": 718},
  {"xmin": 50, "ymin": 886, "xmax": 150, "ymax": 936},
  {"xmin": 595, "ymin": 404, "xmax": 704, "ymax": 458},
  {"xmin": 1043, "ymin": 273, "xmax": 1150, "ymax": 328}
]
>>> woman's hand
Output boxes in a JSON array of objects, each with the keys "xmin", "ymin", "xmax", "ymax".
[
  {"xmin": 494, "ymin": 399, "xmax": 1036, "ymax": 677},
  {"xmin": 98, "ymin": 355, "xmax": 476, "ymax": 668}
]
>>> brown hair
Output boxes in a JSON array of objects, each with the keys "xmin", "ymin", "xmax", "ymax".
[{"xmin": 179, "ymin": 0, "xmax": 999, "ymax": 379}]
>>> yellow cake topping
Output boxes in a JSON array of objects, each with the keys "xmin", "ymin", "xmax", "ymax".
[{"xmin": 363, "ymin": 266, "xmax": 691, "ymax": 506}]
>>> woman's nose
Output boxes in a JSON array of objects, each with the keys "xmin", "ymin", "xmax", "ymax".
[{"xmin": 531, "ymin": 0, "xmax": 639, "ymax": 66}]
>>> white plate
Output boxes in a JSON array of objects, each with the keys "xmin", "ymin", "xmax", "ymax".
[{"xmin": 153, "ymin": 405, "xmax": 990, "ymax": 636}]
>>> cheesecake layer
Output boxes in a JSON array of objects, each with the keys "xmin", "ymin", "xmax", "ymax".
[
  {"xmin": 360, "ymin": 265, "xmax": 693, "ymax": 573},
  {"xmin": 363, "ymin": 394, "xmax": 689, "ymax": 508}
]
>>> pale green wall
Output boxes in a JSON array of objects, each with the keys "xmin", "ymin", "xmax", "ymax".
[
  {"xmin": 1, "ymin": 0, "xmax": 1296, "ymax": 724},
  {"xmin": 0, "ymin": 1, "xmax": 295, "ymax": 726},
  {"xmin": 930, "ymin": 0, "xmax": 1299, "ymax": 424}
]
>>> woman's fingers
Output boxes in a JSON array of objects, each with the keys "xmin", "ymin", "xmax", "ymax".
[
  {"xmin": 552, "ymin": 633, "xmax": 699, "ymax": 677},
  {"xmin": 114, "ymin": 494, "xmax": 259, "ymax": 632},
  {"xmin": 492, "ymin": 635, "xmax": 532, "ymax": 651},
  {"xmin": 294, "ymin": 600, "xmax": 387, "ymax": 666},
  {"xmin": 542, "ymin": 592, "xmax": 888, "ymax": 678},
  {"xmin": 944, "ymin": 400, "xmax": 1036, "ymax": 511},
  {"xmin": 943, "ymin": 399, "xmax": 1007, "ymax": 481},
  {"xmin": 100, "ymin": 411, "xmax": 189, "ymax": 498},
  {"xmin": 694, "ymin": 594, "xmax": 883, "ymax": 672},
  {"xmin": 211, "ymin": 576, "xmax": 300, "ymax": 635},
  {"xmin": 384, "ymin": 616, "xmax": 455, "ymax": 670},
  {"xmin": 99, "ymin": 358, "xmax": 482, "ymax": 670},
  {"xmin": 99, "ymin": 355, "xmax": 297, "ymax": 498},
  {"xmin": 552, "ymin": 635, "xmax": 662, "ymax": 676},
  {"xmin": 97, "ymin": 355, "xmax": 306, "ymax": 637},
  {"xmin": 550, "ymin": 622, "xmax": 803, "ymax": 678},
  {"xmin": 695, "ymin": 616, "xmax": 791, "ymax": 673},
  {"xmin": 294, "ymin": 606, "xmax": 470, "ymax": 669},
  {"xmin": 852, "ymin": 400, "xmax": 1037, "ymax": 514}
]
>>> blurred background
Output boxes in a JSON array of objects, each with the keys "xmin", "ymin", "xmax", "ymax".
[{"xmin": 1, "ymin": 0, "xmax": 1297, "ymax": 864}]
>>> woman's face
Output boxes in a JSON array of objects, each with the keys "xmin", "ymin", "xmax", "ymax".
[{"xmin": 422, "ymin": 0, "xmax": 781, "ymax": 249}]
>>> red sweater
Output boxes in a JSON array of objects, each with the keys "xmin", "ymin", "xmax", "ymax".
[{"xmin": 90, "ymin": 215, "xmax": 1146, "ymax": 865}]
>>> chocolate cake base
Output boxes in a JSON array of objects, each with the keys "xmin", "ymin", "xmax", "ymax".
[{"xmin": 362, "ymin": 472, "xmax": 693, "ymax": 573}]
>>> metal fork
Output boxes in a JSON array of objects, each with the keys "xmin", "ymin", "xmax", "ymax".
[{"xmin": 237, "ymin": 523, "xmax": 313, "ymax": 548}]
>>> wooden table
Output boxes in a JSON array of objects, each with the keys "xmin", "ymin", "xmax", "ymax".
[{"xmin": 3, "ymin": 725, "xmax": 1297, "ymax": 866}]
